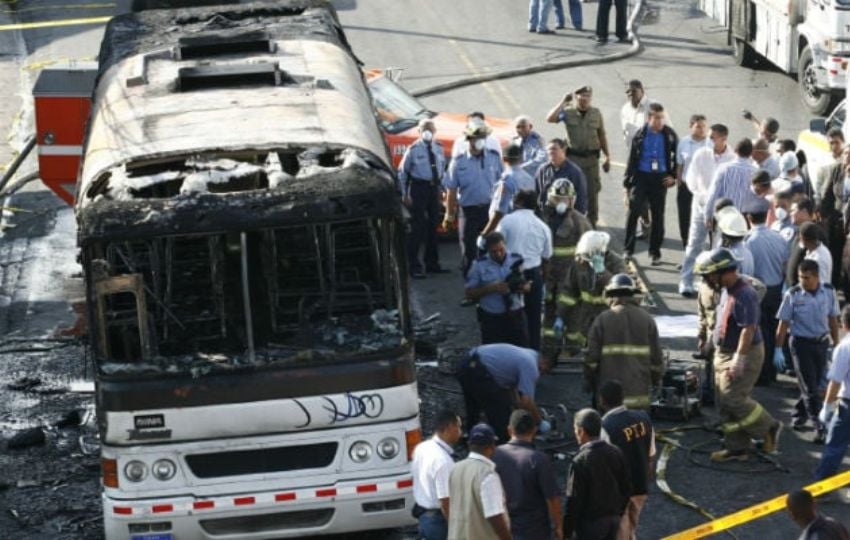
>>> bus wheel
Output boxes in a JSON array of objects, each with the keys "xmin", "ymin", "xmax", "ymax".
[
  {"xmin": 798, "ymin": 45, "xmax": 838, "ymax": 116},
  {"xmin": 732, "ymin": 38, "xmax": 754, "ymax": 68}
]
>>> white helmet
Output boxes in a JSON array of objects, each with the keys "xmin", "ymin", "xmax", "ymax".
[
  {"xmin": 576, "ymin": 231, "xmax": 610, "ymax": 260},
  {"xmin": 716, "ymin": 206, "xmax": 748, "ymax": 237}
]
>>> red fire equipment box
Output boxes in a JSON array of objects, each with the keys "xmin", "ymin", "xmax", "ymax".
[{"xmin": 32, "ymin": 68, "xmax": 97, "ymax": 205}]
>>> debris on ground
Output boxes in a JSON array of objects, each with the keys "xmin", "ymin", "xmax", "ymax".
[{"xmin": 6, "ymin": 427, "xmax": 46, "ymax": 450}]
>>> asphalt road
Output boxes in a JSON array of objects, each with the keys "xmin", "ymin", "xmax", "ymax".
[{"xmin": 0, "ymin": 0, "xmax": 847, "ymax": 539}]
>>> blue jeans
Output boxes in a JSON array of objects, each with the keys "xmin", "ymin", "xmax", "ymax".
[
  {"xmin": 554, "ymin": 0, "xmax": 583, "ymax": 29},
  {"xmin": 815, "ymin": 400, "xmax": 850, "ymax": 480},
  {"xmin": 529, "ymin": 0, "xmax": 553, "ymax": 31},
  {"xmin": 679, "ymin": 201, "xmax": 707, "ymax": 291},
  {"xmin": 418, "ymin": 510, "xmax": 448, "ymax": 540}
]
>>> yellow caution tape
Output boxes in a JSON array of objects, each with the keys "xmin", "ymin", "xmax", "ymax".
[
  {"xmin": 23, "ymin": 56, "xmax": 97, "ymax": 71},
  {"xmin": 663, "ymin": 470, "xmax": 850, "ymax": 539},
  {"xmin": 0, "ymin": 15, "xmax": 111, "ymax": 32},
  {"xmin": 0, "ymin": 3, "xmax": 115, "ymax": 15}
]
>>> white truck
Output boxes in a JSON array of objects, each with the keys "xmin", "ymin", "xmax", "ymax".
[{"xmin": 699, "ymin": 0, "xmax": 850, "ymax": 115}]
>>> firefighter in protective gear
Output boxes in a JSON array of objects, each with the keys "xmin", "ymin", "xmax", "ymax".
[
  {"xmin": 541, "ymin": 179, "xmax": 593, "ymax": 358},
  {"xmin": 697, "ymin": 247, "xmax": 781, "ymax": 461},
  {"xmin": 558, "ymin": 231, "xmax": 626, "ymax": 351},
  {"xmin": 585, "ymin": 274, "xmax": 664, "ymax": 409}
]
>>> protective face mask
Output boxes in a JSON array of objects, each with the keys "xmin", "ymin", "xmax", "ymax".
[
  {"xmin": 556, "ymin": 202, "xmax": 568, "ymax": 214},
  {"xmin": 421, "ymin": 130, "xmax": 434, "ymax": 142},
  {"xmin": 473, "ymin": 138, "xmax": 486, "ymax": 151},
  {"xmin": 774, "ymin": 207, "xmax": 787, "ymax": 222},
  {"xmin": 591, "ymin": 253, "xmax": 605, "ymax": 274}
]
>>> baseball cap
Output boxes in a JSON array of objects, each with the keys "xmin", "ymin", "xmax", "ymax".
[
  {"xmin": 779, "ymin": 151, "xmax": 799, "ymax": 173},
  {"xmin": 741, "ymin": 197, "xmax": 770, "ymax": 214},
  {"xmin": 468, "ymin": 423, "xmax": 499, "ymax": 444}
]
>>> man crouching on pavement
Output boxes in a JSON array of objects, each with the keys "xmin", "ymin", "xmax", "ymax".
[{"xmin": 696, "ymin": 247, "xmax": 782, "ymax": 461}]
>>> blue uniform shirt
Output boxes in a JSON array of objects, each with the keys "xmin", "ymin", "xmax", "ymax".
[
  {"xmin": 489, "ymin": 166, "xmax": 535, "ymax": 216},
  {"xmin": 638, "ymin": 129, "xmax": 667, "ymax": 174},
  {"xmin": 445, "ymin": 149, "xmax": 504, "ymax": 207},
  {"xmin": 776, "ymin": 283, "xmax": 839, "ymax": 338},
  {"xmin": 465, "ymin": 252, "xmax": 525, "ymax": 314},
  {"xmin": 728, "ymin": 241, "xmax": 754, "ymax": 277},
  {"xmin": 470, "ymin": 343, "xmax": 539, "ymax": 398},
  {"xmin": 397, "ymin": 138, "xmax": 446, "ymax": 194},
  {"xmin": 516, "ymin": 132, "xmax": 547, "ymax": 177},
  {"xmin": 714, "ymin": 278, "xmax": 762, "ymax": 349},
  {"xmin": 827, "ymin": 335, "xmax": 850, "ymax": 399},
  {"xmin": 745, "ymin": 224, "xmax": 789, "ymax": 287}
]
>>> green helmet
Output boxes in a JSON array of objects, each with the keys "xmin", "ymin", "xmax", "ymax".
[{"xmin": 694, "ymin": 248, "xmax": 738, "ymax": 275}]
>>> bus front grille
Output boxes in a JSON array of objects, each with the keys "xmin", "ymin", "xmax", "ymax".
[{"xmin": 185, "ymin": 442, "xmax": 337, "ymax": 478}]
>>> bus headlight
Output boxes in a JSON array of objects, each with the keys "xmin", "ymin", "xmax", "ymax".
[
  {"xmin": 151, "ymin": 459, "xmax": 176, "ymax": 481},
  {"xmin": 124, "ymin": 460, "xmax": 148, "ymax": 483},
  {"xmin": 349, "ymin": 441, "xmax": 372, "ymax": 463},
  {"xmin": 376, "ymin": 437, "xmax": 400, "ymax": 459}
]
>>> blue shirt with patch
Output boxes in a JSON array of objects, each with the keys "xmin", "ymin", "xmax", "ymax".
[
  {"xmin": 489, "ymin": 166, "xmax": 536, "ymax": 216},
  {"xmin": 776, "ymin": 283, "xmax": 839, "ymax": 338},
  {"xmin": 465, "ymin": 252, "xmax": 525, "ymax": 313},
  {"xmin": 471, "ymin": 343, "xmax": 539, "ymax": 398},
  {"xmin": 445, "ymin": 149, "xmax": 504, "ymax": 207}
]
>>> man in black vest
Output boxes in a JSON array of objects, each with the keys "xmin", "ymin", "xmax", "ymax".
[{"xmin": 599, "ymin": 380, "xmax": 655, "ymax": 540}]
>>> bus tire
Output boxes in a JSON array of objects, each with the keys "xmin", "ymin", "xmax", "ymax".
[
  {"xmin": 732, "ymin": 38, "xmax": 754, "ymax": 67},
  {"xmin": 798, "ymin": 45, "xmax": 839, "ymax": 116}
]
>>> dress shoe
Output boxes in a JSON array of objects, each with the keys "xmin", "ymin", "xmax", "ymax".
[
  {"xmin": 426, "ymin": 266, "xmax": 450, "ymax": 274},
  {"xmin": 651, "ymin": 255, "xmax": 662, "ymax": 266}
]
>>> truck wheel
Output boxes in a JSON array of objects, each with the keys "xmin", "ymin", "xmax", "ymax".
[
  {"xmin": 798, "ymin": 45, "xmax": 839, "ymax": 116},
  {"xmin": 732, "ymin": 38, "xmax": 754, "ymax": 67}
]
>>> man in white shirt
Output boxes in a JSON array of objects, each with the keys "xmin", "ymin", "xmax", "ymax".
[
  {"xmin": 801, "ymin": 221, "xmax": 833, "ymax": 285},
  {"xmin": 497, "ymin": 190, "xmax": 553, "ymax": 351},
  {"xmin": 411, "ymin": 409, "xmax": 462, "ymax": 540},
  {"xmin": 448, "ymin": 423, "xmax": 511, "ymax": 540},
  {"xmin": 676, "ymin": 114, "xmax": 712, "ymax": 248},
  {"xmin": 451, "ymin": 113, "xmax": 503, "ymax": 159},
  {"xmin": 678, "ymin": 123, "xmax": 735, "ymax": 296},
  {"xmin": 620, "ymin": 79, "xmax": 650, "ymax": 148}
]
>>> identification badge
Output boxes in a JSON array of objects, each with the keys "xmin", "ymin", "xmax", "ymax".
[{"xmin": 651, "ymin": 159, "xmax": 659, "ymax": 172}]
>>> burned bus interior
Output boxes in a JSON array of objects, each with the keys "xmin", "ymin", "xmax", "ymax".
[{"xmin": 81, "ymin": 150, "xmax": 407, "ymax": 378}]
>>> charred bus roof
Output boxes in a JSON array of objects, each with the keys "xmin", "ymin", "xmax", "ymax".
[{"xmin": 78, "ymin": 0, "xmax": 394, "ymax": 236}]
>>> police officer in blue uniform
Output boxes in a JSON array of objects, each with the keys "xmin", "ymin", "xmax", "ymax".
[
  {"xmin": 776, "ymin": 259, "xmax": 840, "ymax": 443},
  {"xmin": 816, "ymin": 305, "xmax": 850, "ymax": 480},
  {"xmin": 743, "ymin": 197, "xmax": 790, "ymax": 385},
  {"xmin": 399, "ymin": 119, "xmax": 448, "ymax": 278},
  {"xmin": 443, "ymin": 120, "xmax": 504, "ymax": 276},
  {"xmin": 465, "ymin": 232, "xmax": 530, "ymax": 347},
  {"xmin": 513, "ymin": 115, "xmax": 547, "ymax": 177}
]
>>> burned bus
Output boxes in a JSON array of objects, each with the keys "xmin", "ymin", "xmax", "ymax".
[{"xmin": 75, "ymin": 2, "xmax": 419, "ymax": 538}]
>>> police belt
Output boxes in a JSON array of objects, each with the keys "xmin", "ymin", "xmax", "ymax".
[
  {"xmin": 567, "ymin": 148, "xmax": 600, "ymax": 158},
  {"xmin": 411, "ymin": 176, "xmax": 441, "ymax": 186}
]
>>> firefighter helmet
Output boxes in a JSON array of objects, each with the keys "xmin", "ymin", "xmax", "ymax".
[
  {"xmin": 463, "ymin": 117, "xmax": 492, "ymax": 138},
  {"xmin": 694, "ymin": 247, "xmax": 738, "ymax": 275},
  {"xmin": 604, "ymin": 273, "xmax": 638, "ymax": 297},
  {"xmin": 576, "ymin": 231, "xmax": 610, "ymax": 259},
  {"xmin": 547, "ymin": 178, "xmax": 576, "ymax": 208},
  {"xmin": 716, "ymin": 207, "xmax": 748, "ymax": 237}
]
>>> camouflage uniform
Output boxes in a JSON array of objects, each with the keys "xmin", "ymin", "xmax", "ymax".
[
  {"xmin": 558, "ymin": 252, "xmax": 626, "ymax": 349},
  {"xmin": 585, "ymin": 297, "xmax": 664, "ymax": 409},
  {"xmin": 560, "ymin": 106, "xmax": 606, "ymax": 226},
  {"xmin": 541, "ymin": 207, "xmax": 593, "ymax": 355}
]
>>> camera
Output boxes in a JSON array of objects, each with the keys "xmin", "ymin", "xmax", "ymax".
[
  {"xmin": 741, "ymin": 109, "xmax": 753, "ymax": 121},
  {"xmin": 503, "ymin": 258, "xmax": 528, "ymax": 309}
]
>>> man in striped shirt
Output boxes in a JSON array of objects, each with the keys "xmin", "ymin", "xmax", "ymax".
[{"xmin": 703, "ymin": 138, "xmax": 761, "ymax": 227}]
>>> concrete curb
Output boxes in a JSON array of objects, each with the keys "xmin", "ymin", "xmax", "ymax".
[{"xmin": 411, "ymin": 0, "xmax": 645, "ymax": 98}]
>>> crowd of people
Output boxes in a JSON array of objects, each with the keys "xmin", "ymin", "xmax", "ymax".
[{"xmin": 399, "ymin": 78, "xmax": 850, "ymax": 539}]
